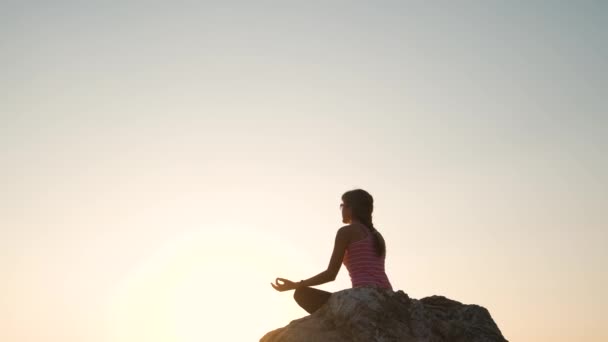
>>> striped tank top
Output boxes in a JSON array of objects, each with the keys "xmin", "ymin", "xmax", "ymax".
[{"xmin": 342, "ymin": 228, "xmax": 393, "ymax": 290}]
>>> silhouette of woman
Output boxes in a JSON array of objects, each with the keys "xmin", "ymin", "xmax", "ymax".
[{"xmin": 271, "ymin": 189, "xmax": 393, "ymax": 314}]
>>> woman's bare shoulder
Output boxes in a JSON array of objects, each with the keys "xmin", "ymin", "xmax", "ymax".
[
  {"xmin": 340, "ymin": 223, "xmax": 370, "ymax": 240},
  {"xmin": 338, "ymin": 223, "xmax": 364, "ymax": 237}
]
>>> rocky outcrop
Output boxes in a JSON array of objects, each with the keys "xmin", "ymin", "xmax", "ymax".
[{"xmin": 261, "ymin": 287, "xmax": 507, "ymax": 342}]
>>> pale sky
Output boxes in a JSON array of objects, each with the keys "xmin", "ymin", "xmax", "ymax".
[{"xmin": 1, "ymin": 1, "xmax": 607, "ymax": 341}]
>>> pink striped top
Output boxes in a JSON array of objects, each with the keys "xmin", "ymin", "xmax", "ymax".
[{"xmin": 342, "ymin": 229, "xmax": 392, "ymax": 290}]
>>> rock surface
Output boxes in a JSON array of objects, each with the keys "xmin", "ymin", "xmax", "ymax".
[{"xmin": 260, "ymin": 288, "xmax": 507, "ymax": 342}]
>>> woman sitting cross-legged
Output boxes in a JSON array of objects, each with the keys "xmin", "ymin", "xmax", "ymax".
[{"xmin": 270, "ymin": 188, "xmax": 393, "ymax": 314}]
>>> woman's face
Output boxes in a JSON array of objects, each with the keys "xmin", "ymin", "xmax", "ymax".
[{"xmin": 340, "ymin": 201, "xmax": 352, "ymax": 224}]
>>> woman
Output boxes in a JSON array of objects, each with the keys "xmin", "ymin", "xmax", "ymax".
[{"xmin": 270, "ymin": 189, "xmax": 393, "ymax": 314}]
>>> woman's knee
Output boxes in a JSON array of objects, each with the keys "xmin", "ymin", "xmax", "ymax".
[
  {"xmin": 293, "ymin": 286, "xmax": 303, "ymax": 300},
  {"xmin": 293, "ymin": 286, "xmax": 309, "ymax": 304}
]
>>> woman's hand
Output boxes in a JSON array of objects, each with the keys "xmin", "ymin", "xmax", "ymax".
[{"xmin": 270, "ymin": 277, "xmax": 299, "ymax": 291}]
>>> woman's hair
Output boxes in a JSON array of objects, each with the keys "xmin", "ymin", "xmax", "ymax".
[{"xmin": 341, "ymin": 189, "xmax": 387, "ymax": 257}]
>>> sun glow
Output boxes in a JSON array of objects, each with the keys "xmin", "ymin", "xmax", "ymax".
[{"xmin": 105, "ymin": 224, "xmax": 308, "ymax": 341}]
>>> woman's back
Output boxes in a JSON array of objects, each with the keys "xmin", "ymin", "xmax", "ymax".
[{"xmin": 342, "ymin": 224, "xmax": 392, "ymax": 290}]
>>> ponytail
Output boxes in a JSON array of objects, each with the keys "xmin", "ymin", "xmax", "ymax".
[{"xmin": 363, "ymin": 218, "xmax": 386, "ymax": 258}]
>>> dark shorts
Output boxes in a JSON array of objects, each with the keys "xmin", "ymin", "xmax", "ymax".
[{"xmin": 293, "ymin": 286, "xmax": 332, "ymax": 314}]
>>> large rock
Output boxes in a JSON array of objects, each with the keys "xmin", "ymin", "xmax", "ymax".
[{"xmin": 261, "ymin": 288, "xmax": 508, "ymax": 342}]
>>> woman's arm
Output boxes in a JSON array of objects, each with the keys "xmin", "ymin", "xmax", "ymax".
[{"xmin": 297, "ymin": 226, "xmax": 350, "ymax": 288}]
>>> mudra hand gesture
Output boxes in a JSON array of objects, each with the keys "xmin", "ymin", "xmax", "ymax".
[{"xmin": 270, "ymin": 277, "xmax": 300, "ymax": 291}]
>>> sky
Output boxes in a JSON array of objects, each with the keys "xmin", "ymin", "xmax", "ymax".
[{"xmin": 1, "ymin": 1, "xmax": 606, "ymax": 341}]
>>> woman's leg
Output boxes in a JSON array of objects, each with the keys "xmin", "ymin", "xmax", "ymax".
[{"xmin": 293, "ymin": 286, "xmax": 332, "ymax": 314}]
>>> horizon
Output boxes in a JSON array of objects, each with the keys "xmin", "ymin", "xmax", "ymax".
[{"xmin": 2, "ymin": 1, "xmax": 606, "ymax": 341}]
